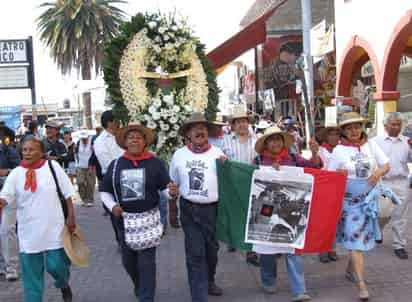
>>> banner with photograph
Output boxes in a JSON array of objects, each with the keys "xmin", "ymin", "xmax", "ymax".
[{"xmin": 245, "ymin": 167, "xmax": 314, "ymax": 249}]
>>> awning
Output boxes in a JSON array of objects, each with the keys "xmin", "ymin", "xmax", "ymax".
[{"xmin": 207, "ymin": 1, "xmax": 287, "ymax": 71}]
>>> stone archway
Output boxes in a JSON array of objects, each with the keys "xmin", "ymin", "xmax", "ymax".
[
  {"xmin": 336, "ymin": 35, "xmax": 381, "ymax": 99},
  {"xmin": 377, "ymin": 10, "xmax": 412, "ymax": 100}
]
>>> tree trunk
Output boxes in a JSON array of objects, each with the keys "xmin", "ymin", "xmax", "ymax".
[{"xmin": 81, "ymin": 56, "xmax": 93, "ymax": 129}]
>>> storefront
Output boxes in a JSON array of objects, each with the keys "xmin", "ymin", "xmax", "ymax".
[{"xmin": 335, "ymin": 0, "xmax": 412, "ymax": 134}]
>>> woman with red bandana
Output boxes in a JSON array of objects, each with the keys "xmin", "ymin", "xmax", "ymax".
[
  {"xmin": 253, "ymin": 126, "xmax": 321, "ymax": 302},
  {"xmin": 100, "ymin": 124, "xmax": 178, "ymax": 302},
  {"xmin": 329, "ymin": 112, "xmax": 389, "ymax": 301},
  {"xmin": 317, "ymin": 125, "xmax": 340, "ymax": 263},
  {"xmin": 0, "ymin": 136, "xmax": 76, "ymax": 302}
]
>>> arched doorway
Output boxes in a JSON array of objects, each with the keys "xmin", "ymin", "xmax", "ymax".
[
  {"xmin": 378, "ymin": 10, "xmax": 412, "ymax": 107},
  {"xmin": 336, "ymin": 36, "xmax": 381, "ymax": 100}
]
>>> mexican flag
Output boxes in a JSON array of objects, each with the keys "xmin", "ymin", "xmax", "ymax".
[{"xmin": 216, "ymin": 160, "xmax": 347, "ymax": 254}]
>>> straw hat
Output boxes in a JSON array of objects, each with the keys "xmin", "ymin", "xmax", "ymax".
[
  {"xmin": 255, "ymin": 126, "xmax": 295, "ymax": 154},
  {"xmin": 178, "ymin": 112, "xmax": 210, "ymax": 136},
  {"xmin": 256, "ymin": 120, "xmax": 272, "ymax": 130},
  {"xmin": 339, "ymin": 112, "xmax": 368, "ymax": 128},
  {"xmin": 115, "ymin": 123, "xmax": 154, "ymax": 149},
  {"xmin": 210, "ymin": 114, "xmax": 227, "ymax": 126},
  {"xmin": 78, "ymin": 130, "xmax": 89, "ymax": 139},
  {"xmin": 45, "ymin": 121, "xmax": 61, "ymax": 129},
  {"xmin": 230, "ymin": 106, "xmax": 251, "ymax": 123},
  {"xmin": 62, "ymin": 225, "xmax": 90, "ymax": 268},
  {"xmin": 318, "ymin": 123, "xmax": 339, "ymax": 143}
]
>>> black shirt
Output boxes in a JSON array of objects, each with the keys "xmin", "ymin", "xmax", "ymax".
[
  {"xmin": 44, "ymin": 139, "xmax": 67, "ymax": 166},
  {"xmin": 102, "ymin": 156, "xmax": 170, "ymax": 213}
]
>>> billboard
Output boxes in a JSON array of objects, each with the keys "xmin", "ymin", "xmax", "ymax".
[{"xmin": 0, "ymin": 106, "xmax": 21, "ymax": 131}]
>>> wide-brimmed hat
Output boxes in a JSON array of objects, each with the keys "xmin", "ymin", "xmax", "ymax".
[
  {"xmin": 115, "ymin": 123, "xmax": 154, "ymax": 149},
  {"xmin": 255, "ymin": 126, "xmax": 295, "ymax": 154},
  {"xmin": 210, "ymin": 114, "xmax": 227, "ymax": 126},
  {"xmin": 256, "ymin": 120, "xmax": 272, "ymax": 130},
  {"xmin": 78, "ymin": 130, "xmax": 89, "ymax": 139},
  {"xmin": 339, "ymin": 112, "xmax": 368, "ymax": 128},
  {"xmin": 62, "ymin": 225, "xmax": 90, "ymax": 268},
  {"xmin": 318, "ymin": 123, "xmax": 339, "ymax": 143},
  {"xmin": 45, "ymin": 121, "xmax": 61, "ymax": 129},
  {"xmin": 179, "ymin": 112, "xmax": 210, "ymax": 136},
  {"xmin": 230, "ymin": 106, "xmax": 251, "ymax": 123}
]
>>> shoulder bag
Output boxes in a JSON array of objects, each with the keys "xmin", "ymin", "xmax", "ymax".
[
  {"xmin": 48, "ymin": 160, "xmax": 68, "ymax": 220},
  {"xmin": 112, "ymin": 158, "xmax": 163, "ymax": 251}
]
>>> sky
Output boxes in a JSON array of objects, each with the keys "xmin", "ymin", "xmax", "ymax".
[{"xmin": 0, "ymin": 0, "xmax": 255, "ymax": 109}]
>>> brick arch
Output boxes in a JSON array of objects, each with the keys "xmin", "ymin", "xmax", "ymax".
[
  {"xmin": 379, "ymin": 10, "xmax": 412, "ymax": 97},
  {"xmin": 336, "ymin": 36, "xmax": 381, "ymax": 98}
]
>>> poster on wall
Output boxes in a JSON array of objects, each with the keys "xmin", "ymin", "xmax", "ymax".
[{"xmin": 245, "ymin": 167, "xmax": 314, "ymax": 249}]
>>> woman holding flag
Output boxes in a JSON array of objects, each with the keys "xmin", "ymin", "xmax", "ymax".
[
  {"xmin": 253, "ymin": 126, "xmax": 321, "ymax": 302},
  {"xmin": 328, "ymin": 112, "xmax": 390, "ymax": 301}
]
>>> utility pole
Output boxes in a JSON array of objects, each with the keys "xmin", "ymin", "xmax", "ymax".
[{"xmin": 300, "ymin": 0, "xmax": 315, "ymax": 144}]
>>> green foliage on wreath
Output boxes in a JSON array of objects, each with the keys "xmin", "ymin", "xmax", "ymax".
[{"xmin": 103, "ymin": 12, "xmax": 219, "ymax": 124}]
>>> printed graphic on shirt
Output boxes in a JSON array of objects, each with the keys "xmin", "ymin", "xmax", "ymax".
[
  {"xmin": 351, "ymin": 153, "xmax": 371, "ymax": 179},
  {"xmin": 186, "ymin": 160, "xmax": 208, "ymax": 197},
  {"xmin": 120, "ymin": 168, "xmax": 145, "ymax": 201}
]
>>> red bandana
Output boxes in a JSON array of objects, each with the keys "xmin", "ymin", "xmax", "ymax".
[
  {"xmin": 262, "ymin": 149, "xmax": 290, "ymax": 163},
  {"xmin": 20, "ymin": 159, "xmax": 46, "ymax": 192},
  {"xmin": 123, "ymin": 151, "xmax": 154, "ymax": 167},
  {"xmin": 321, "ymin": 143, "xmax": 335, "ymax": 154},
  {"xmin": 188, "ymin": 143, "xmax": 212, "ymax": 154},
  {"xmin": 340, "ymin": 139, "xmax": 366, "ymax": 151}
]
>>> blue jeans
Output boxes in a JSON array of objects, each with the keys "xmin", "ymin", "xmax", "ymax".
[
  {"xmin": 260, "ymin": 253, "xmax": 306, "ymax": 296},
  {"xmin": 180, "ymin": 198, "xmax": 219, "ymax": 302}
]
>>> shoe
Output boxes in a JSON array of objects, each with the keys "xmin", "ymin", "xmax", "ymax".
[
  {"xmin": 394, "ymin": 248, "xmax": 408, "ymax": 259},
  {"xmin": 328, "ymin": 251, "xmax": 338, "ymax": 261},
  {"xmin": 358, "ymin": 281, "xmax": 369, "ymax": 301},
  {"xmin": 291, "ymin": 293, "xmax": 311, "ymax": 301},
  {"xmin": 345, "ymin": 270, "xmax": 357, "ymax": 283},
  {"xmin": 61, "ymin": 285, "xmax": 73, "ymax": 302},
  {"xmin": 246, "ymin": 252, "xmax": 259, "ymax": 267},
  {"xmin": 208, "ymin": 282, "xmax": 223, "ymax": 296},
  {"xmin": 5, "ymin": 267, "xmax": 18, "ymax": 281},
  {"xmin": 319, "ymin": 253, "xmax": 330, "ymax": 263},
  {"xmin": 228, "ymin": 247, "xmax": 236, "ymax": 252},
  {"xmin": 262, "ymin": 284, "xmax": 277, "ymax": 294}
]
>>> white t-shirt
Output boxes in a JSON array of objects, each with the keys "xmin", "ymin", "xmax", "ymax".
[
  {"xmin": 328, "ymin": 141, "xmax": 389, "ymax": 179},
  {"xmin": 0, "ymin": 161, "xmax": 75, "ymax": 253},
  {"xmin": 170, "ymin": 146, "xmax": 224, "ymax": 204}
]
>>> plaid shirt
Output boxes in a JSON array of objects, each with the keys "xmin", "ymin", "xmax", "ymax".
[{"xmin": 221, "ymin": 130, "xmax": 257, "ymax": 164}]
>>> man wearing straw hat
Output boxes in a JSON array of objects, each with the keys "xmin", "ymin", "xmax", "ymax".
[
  {"xmin": 372, "ymin": 112, "xmax": 412, "ymax": 260},
  {"xmin": 170, "ymin": 112, "xmax": 225, "ymax": 301},
  {"xmin": 221, "ymin": 106, "xmax": 259, "ymax": 264}
]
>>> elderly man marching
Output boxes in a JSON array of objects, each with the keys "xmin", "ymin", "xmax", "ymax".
[
  {"xmin": 372, "ymin": 112, "xmax": 412, "ymax": 260},
  {"xmin": 221, "ymin": 106, "xmax": 259, "ymax": 264},
  {"xmin": 169, "ymin": 113, "xmax": 224, "ymax": 302}
]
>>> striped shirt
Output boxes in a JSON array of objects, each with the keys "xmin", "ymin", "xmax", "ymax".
[{"xmin": 221, "ymin": 130, "xmax": 257, "ymax": 164}]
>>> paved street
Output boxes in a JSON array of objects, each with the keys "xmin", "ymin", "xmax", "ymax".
[{"xmin": 1, "ymin": 197, "xmax": 412, "ymax": 302}]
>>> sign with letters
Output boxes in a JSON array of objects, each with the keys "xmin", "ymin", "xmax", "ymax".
[
  {"xmin": 0, "ymin": 66, "xmax": 29, "ymax": 89},
  {"xmin": 0, "ymin": 40, "xmax": 28, "ymax": 63}
]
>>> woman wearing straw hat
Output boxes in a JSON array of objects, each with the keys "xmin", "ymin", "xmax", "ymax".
[
  {"xmin": 317, "ymin": 124, "xmax": 340, "ymax": 263},
  {"xmin": 328, "ymin": 112, "xmax": 390, "ymax": 301},
  {"xmin": 0, "ymin": 136, "xmax": 76, "ymax": 302},
  {"xmin": 253, "ymin": 126, "xmax": 321, "ymax": 302},
  {"xmin": 100, "ymin": 123, "xmax": 178, "ymax": 302}
]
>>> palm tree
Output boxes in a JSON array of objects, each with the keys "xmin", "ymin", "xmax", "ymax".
[{"xmin": 37, "ymin": 0, "xmax": 127, "ymax": 128}]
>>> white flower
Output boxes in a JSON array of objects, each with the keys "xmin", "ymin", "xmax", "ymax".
[
  {"xmin": 148, "ymin": 21, "xmax": 157, "ymax": 29},
  {"xmin": 173, "ymin": 124, "xmax": 179, "ymax": 130},
  {"xmin": 164, "ymin": 94, "xmax": 174, "ymax": 105},
  {"xmin": 144, "ymin": 114, "xmax": 151, "ymax": 121},
  {"xmin": 148, "ymin": 105, "xmax": 157, "ymax": 114},
  {"xmin": 155, "ymin": 36, "xmax": 162, "ymax": 42},
  {"xmin": 171, "ymin": 25, "xmax": 178, "ymax": 31},
  {"xmin": 169, "ymin": 130, "xmax": 177, "ymax": 137},
  {"xmin": 159, "ymin": 27, "xmax": 166, "ymax": 34},
  {"xmin": 161, "ymin": 124, "xmax": 170, "ymax": 131},
  {"xmin": 153, "ymin": 98, "xmax": 162, "ymax": 108},
  {"xmin": 147, "ymin": 121, "xmax": 157, "ymax": 129},
  {"xmin": 170, "ymin": 116, "xmax": 178, "ymax": 123},
  {"xmin": 163, "ymin": 34, "xmax": 170, "ymax": 41},
  {"xmin": 172, "ymin": 105, "xmax": 180, "ymax": 112},
  {"xmin": 152, "ymin": 112, "xmax": 161, "ymax": 120}
]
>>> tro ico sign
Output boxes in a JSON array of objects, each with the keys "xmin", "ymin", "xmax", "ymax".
[{"xmin": 0, "ymin": 40, "xmax": 28, "ymax": 64}]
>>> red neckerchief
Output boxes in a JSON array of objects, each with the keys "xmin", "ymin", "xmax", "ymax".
[
  {"xmin": 123, "ymin": 151, "xmax": 154, "ymax": 167},
  {"xmin": 188, "ymin": 143, "xmax": 212, "ymax": 154},
  {"xmin": 20, "ymin": 159, "xmax": 46, "ymax": 192},
  {"xmin": 262, "ymin": 149, "xmax": 289, "ymax": 163},
  {"xmin": 321, "ymin": 143, "xmax": 335, "ymax": 154},
  {"xmin": 340, "ymin": 139, "xmax": 366, "ymax": 152}
]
